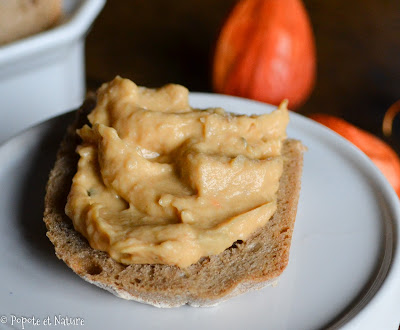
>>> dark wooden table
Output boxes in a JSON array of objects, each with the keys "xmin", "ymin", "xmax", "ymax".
[{"xmin": 85, "ymin": 0, "xmax": 400, "ymax": 152}]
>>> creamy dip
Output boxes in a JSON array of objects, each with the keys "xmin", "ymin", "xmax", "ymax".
[{"xmin": 65, "ymin": 76, "xmax": 289, "ymax": 268}]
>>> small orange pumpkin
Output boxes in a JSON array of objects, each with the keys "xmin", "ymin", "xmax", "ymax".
[
  {"xmin": 309, "ymin": 114, "xmax": 400, "ymax": 198},
  {"xmin": 213, "ymin": 0, "xmax": 316, "ymax": 109}
]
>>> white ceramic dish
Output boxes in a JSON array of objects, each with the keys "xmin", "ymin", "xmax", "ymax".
[
  {"xmin": 0, "ymin": 94, "xmax": 399, "ymax": 330},
  {"xmin": 0, "ymin": 0, "xmax": 105, "ymax": 144}
]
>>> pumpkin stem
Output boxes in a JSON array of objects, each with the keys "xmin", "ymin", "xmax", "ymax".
[{"xmin": 383, "ymin": 100, "xmax": 400, "ymax": 137}]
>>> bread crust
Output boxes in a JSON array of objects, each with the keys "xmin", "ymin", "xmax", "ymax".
[{"xmin": 43, "ymin": 97, "xmax": 304, "ymax": 308}]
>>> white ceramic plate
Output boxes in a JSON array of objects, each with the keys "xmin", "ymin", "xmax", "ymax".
[{"xmin": 0, "ymin": 94, "xmax": 399, "ymax": 330}]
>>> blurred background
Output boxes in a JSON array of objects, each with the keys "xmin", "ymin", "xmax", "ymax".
[{"xmin": 85, "ymin": 0, "xmax": 400, "ymax": 152}]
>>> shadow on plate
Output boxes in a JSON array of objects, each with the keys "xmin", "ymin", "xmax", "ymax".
[
  {"xmin": 13, "ymin": 107, "xmax": 119, "ymax": 299},
  {"xmin": 16, "ymin": 111, "xmax": 76, "ymax": 269}
]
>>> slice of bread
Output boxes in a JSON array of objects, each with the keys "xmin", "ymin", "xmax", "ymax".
[
  {"xmin": 43, "ymin": 96, "xmax": 305, "ymax": 308},
  {"xmin": 0, "ymin": 0, "xmax": 62, "ymax": 45}
]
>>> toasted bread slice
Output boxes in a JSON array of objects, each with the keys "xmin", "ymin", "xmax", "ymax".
[{"xmin": 43, "ymin": 96, "xmax": 304, "ymax": 308}]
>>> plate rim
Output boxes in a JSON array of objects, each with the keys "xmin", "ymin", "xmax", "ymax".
[
  {"xmin": 192, "ymin": 92, "xmax": 400, "ymax": 328},
  {"xmin": 1, "ymin": 92, "xmax": 399, "ymax": 329}
]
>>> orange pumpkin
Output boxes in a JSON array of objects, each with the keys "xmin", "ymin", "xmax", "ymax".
[
  {"xmin": 309, "ymin": 114, "xmax": 400, "ymax": 198},
  {"xmin": 213, "ymin": 0, "xmax": 316, "ymax": 109}
]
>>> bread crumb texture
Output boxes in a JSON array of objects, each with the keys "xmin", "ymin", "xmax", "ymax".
[{"xmin": 43, "ymin": 96, "xmax": 304, "ymax": 307}]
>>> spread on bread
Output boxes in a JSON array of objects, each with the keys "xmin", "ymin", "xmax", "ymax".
[{"xmin": 65, "ymin": 77, "xmax": 289, "ymax": 268}]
